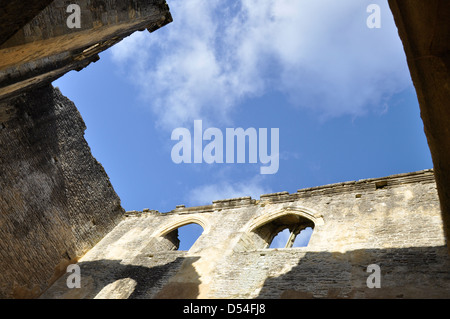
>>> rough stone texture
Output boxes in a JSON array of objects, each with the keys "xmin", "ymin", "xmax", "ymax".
[
  {"xmin": 0, "ymin": 0, "xmax": 172, "ymax": 102},
  {"xmin": 388, "ymin": 0, "xmax": 450, "ymax": 252},
  {"xmin": 0, "ymin": 0, "xmax": 53, "ymax": 46},
  {"xmin": 0, "ymin": 0, "xmax": 172, "ymax": 299},
  {"xmin": 0, "ymin": 84, "xmax": 125, "ymax": 298},
  {"xmin": 41, "ymin": 170, "xmax": 450, "ymax": 299}
]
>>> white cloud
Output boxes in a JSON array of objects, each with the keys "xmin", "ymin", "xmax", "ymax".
[
  {"xmin": 186, "ymin": 174, "xmax": 272, "ymax": 206},
  {"xmin": 110, "ymin": 0, "xmax": 411, "ymax": 128}
]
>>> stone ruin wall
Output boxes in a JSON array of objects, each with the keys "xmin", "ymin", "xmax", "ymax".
[
  {"xmin": 0, "ymin": 0, "xmax": 172, "ymax": 101},
  {"xmin": 41, "ymin": 170, "xmax": 450, "ymax": 299},
  {"xmin": 0, "ymin": 85, "xmax": 125, "ymax": 298},
  {"xmin": 0, "ymin": 1, "xmax": 172, "ymax": 299}
]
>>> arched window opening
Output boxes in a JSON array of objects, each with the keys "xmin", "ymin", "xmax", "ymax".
[
  {"xmin": 269, "ymin": 228, "xmax": 291, "ymax": 248},
  {"xmin": 268, "ymin": 226, "xmax": 314, "ymax": 248},
  {"xmin": 292, "ymin": 226, "xmax": 313, "ymax": 247},
  {"xmin": 162, "ymin": 223, "xmax": 204, "ymax": 251},
  {"xmin": 253, "ymin": 214, "xmax": 314, "ymax": 249}
]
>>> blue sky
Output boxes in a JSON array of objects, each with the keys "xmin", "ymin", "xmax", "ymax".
[{"xmin": 53, "ymin": 0, "xmax": 433, "ymax": 249}]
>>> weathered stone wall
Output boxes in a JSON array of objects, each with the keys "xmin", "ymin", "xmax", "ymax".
[
  {"xmin": 388, "ymin": 0, "xmax": 450, "ymax": 252},
  {"xmin": 41, "ymin": 170, "xmax": 450, "ymax": 299},
  {"xmin": 0, "ymin": 0, "xmax": 173, "ymax": 299},
  {"xmin": 0, "ymin": 0, "xmax": 53, "ymax": 45},
  {"xmin": 0, "ymin": 0, "xmax": 172, "ymax": 102},
  {"xmin": 0, "ymin": 84, "xmax": 125, "ymax": 298}
]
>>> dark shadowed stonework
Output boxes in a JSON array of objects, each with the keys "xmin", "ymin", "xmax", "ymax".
[
  {"xmin": 0, "ymin": 84, "xmax": 125, "ymax": 298},
  {"xmin": 0, "ymin": 0, "xmax": 172, "ymax": 102},
  {"xmin": 0, "ymin": 0, "xmax": 172, "ymax": 299},
  {"xmin": 388, "ymin": 0, "xmax": 450, "ymax": 251},
  {"xmin": 0, "ymin": 0, "xmax": 54, "ymax": 46}
]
